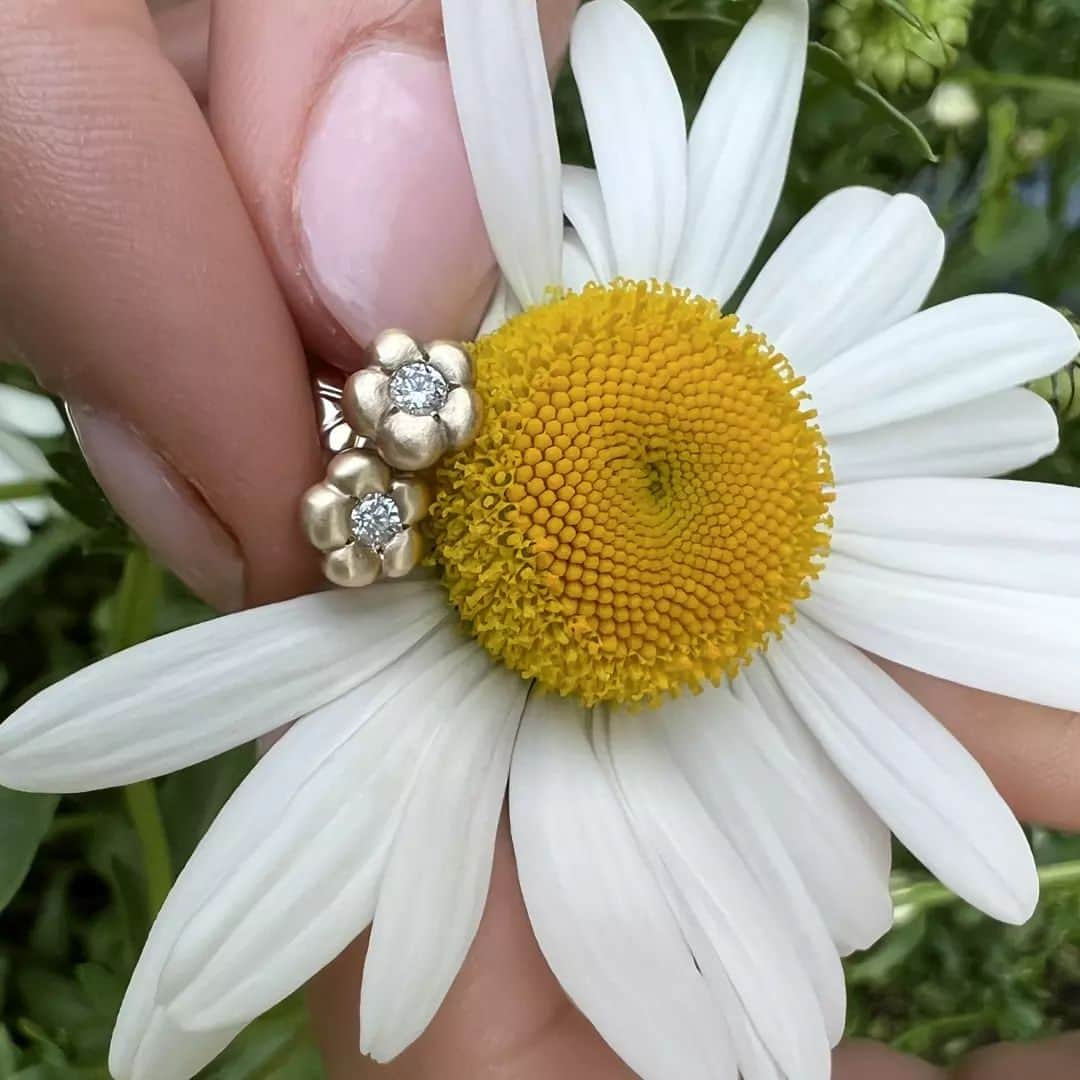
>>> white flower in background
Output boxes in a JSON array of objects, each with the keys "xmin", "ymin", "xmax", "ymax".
[
  {"xmin": 928, "ymin": 80, "xmax": 981, "ymax": 129},
  {"xmin": 0, "ymin": 383, "xmax": 63, "ymax": 544},
  {"xmin": 1, "ymin": 1, "xmax": 1079, "ymax": 1079}
]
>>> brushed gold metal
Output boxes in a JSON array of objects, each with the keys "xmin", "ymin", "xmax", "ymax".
[
  {"xmin": 305, "ymin": 330, "xmax": 483, "ymax": 588},
  {"xmin": 391, "ymin": 477, "xmax": 432, "ymax": 526},
  {"xmin": 326, "ymin": 449, "xmax": 391, "ymax": 497},
  {"xmin": 323, "ymin": 544, "xmax": 381, "ymax": 589},
  {"xmin": 300, "ymin": 483, "xmax": 353, "ymax": 552},
  {"xmin": 382, "ymin": 529, "xmax": 425, "ymax": 579}
]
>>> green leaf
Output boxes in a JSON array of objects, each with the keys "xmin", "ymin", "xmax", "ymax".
[
  {"xmin": 0, "ymin": 483, "xmax": 49, "ymax": 503},
  {"xmin": 28, "ymin": 867, "xmax": 75, "ymax": 962},
  {"xmin": 0, "ymin": 520, "xmax": 90, "ymax": 603},
  {"xmin": 202, "ymin": 997, "xmax": 323, "ymax": 1080},
  {"xmin": 0, "ymin": 1024, "xmax": 18, "ymax": 1074},
  {"xmin": 847, "ymin": 914, "xmax": 929, "ymax": 987},
  {"xmin": 874, "ymin": 0, "xmax": 935, "ymax": 38},
  {"xmin": 45, "ymin": 451, "xmax": 124, "ymax": 540},
  {"xmin": 159, "ymin": 747, "xmax": 253, "ymax": 869},
  {"xmin": 807, "ymin": 43, "xmax": 938, "ymax": 163},
  {"xmin": 0, "ymin": 787, "xmax": 60, "ymax": 913}
]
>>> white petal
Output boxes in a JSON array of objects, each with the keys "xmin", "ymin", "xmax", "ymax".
[
  {"xmin": 808, "ymin": 296, "xmax": 1080, "ymax": 437},
  {"xmin": 0, "ymin": 581, "xmax": 448, "ymax": 792},
  {"xmin": 0, "ymin": 385, "xmax": 65, "ymax": 438},
  {"xmin": 733, "ymin": 661, "xmax": 894, "ymax": 954},
  {"xmin": 0, "ymin": 445, "xmax": 53, "ymax": 525},
  {"xmin": 120, "ymin": 1011, "xmax": 238, "ymax": 1080},
  {"xmin": 0, "ymin": 502, "xmax": 31, "ymax": 545},
  {"xmin": 767, "ymin": 619, "xmax": 1038, "ymax": 924},
  {"xmin": 832, "ymin": 478, "xmax": 1080, "ymax": 594},
  {"xmin": 159, "ymin": 630, "xmax": 484, "ymax": 1032},
  {"xmin": 13, "ymin": 496, "xmax": 52, "ymax": 524},
  {"xmin": 0, "ymin": 429, "xmax": 53, "ymax": 480},
  {"xmin": 109, "ymin": 633, "xmax": 461, "ymax": 1078},
  {"xmin": 738, "ymin": 188, "xmax": 944, "ymax": 374},
  {"xmin": 672, "ymin": 0, "xmax": 807, "ymax": 304},
  {"xmin": 444, "ymin": 0, "xmax": 563, "ymax": 306},
  {"xmin": 571, "ymin": 0, "xmax": 687, "ymax": 281},
  {"xmin": 808, "ymin": 548, "xmax": 1080, "ymax": 712},
  {"xmin": 562, "ymin": 228, "xmax": 599, "ymax": 293},
  {"xmin": 477, "ymin": 276, "xmax": 523, "ymax": 338},
  {"xmin": 511, "ymin": 695, "xmax": 731, "ymax": 1080},
  {"xmin": 563, "ymin": 164, "xmax": 616, "ymax": 284},
  {"xmin": 358, "ymin": 662, "xmax": 527, "ymax": 1061},
  {"xmin": 828, "ymin": 389, "xmax": 1059, "ymax": 483},
  {"xmin": 654, "ymin": 696, "xmax": 848, "ymax": 1045},
  {"xmin": 601, "ymin": 710, "xmax": 831, "ymax": 1079}
]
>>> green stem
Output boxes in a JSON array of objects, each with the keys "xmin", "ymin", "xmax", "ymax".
[
  {"xmin": 0, "ymin": 481, "xmax": 48, "ymax": 501},
  {"xmin": 110, "ymin": 548, "xmax": 173, "ymax": 920},
  {"xmin": 960, "ymin": 69, "xmax": 1080, "ymax": 102},
  {"xmin": 46, "ymin": 811, "xmax": 101, "ymax": 838},
  {"xmin": 123, "ymin": 781, "xmax": 173, "ymax": 919},
  {"xmin": 653, "ymin": 12, "xmax": 741, "ymax": 29},
  {"xmin": 891, "ymin": 858, "xmax": 1080, "ymax": 925}
]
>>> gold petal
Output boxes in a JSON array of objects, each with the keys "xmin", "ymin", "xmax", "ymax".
[
  {"xmin": 373, "ymin": 329, "xmax": 425, "ymax": 372},
  {"xmin": 391, "ymin": 477, "xmax": 432, "ymax": 526},
  {"xmin": 379, "ymin": 411, "xmax": 447, "ymax": 471},
  {"xmin": 300, "ymin": 482, "xmax": 353, "ymax": 552},
  {"xmin": 342, "ymin": 369, "xmax": 390, "ymax": 438},
  {"xmin": 327, "ymin": 448, "xmax": 391, "ymax": 497},
  {"xmin": 426, "ymin": 341, "xmax": 473, "ymax": 388},
  {"xmin": 382, "ymin": 528, "xmax": 424, "ymax": 579},
  {"xmin": 438, "ymin": 387, "xmax": 482, "ymax": 450},
  {"xmin": 323, "ymin": 544, "xmax": 381, "ymax": 588}
]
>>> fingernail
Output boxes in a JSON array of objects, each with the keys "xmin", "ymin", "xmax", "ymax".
[
  {"xmin": 296, "ymin": 47, "xmax": 496, "ymax": 354},
  {"xmin": 68, "ymin": 404, "xmax": 245, "ymax": 613}
]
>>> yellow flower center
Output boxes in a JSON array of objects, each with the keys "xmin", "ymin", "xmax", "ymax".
[{"xmin": 429, "ymin": 281, "xmax": 834, "ymax": 707}]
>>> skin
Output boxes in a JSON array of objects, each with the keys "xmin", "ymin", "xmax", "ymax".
[{"xmin": 0, "ymin": 1, "xmax": 1076, "ymax": 1075}]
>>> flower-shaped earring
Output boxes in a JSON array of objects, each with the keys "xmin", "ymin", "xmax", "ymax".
[
  {"xmin": 301, "ymin": 449, "xmax": 430, "ymax": 588},
  {"xmin": 343, "ymin": 330, "xmax": 481, "ymax": 471}
]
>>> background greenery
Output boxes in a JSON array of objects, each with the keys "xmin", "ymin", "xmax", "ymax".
[{"xmin": 1, "ymin": 0, "xmax": 1079, "ymax": 1076}]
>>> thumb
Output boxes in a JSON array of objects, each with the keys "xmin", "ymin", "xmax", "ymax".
[{"xmin": 207, "ymin": 0, "xmax": 580, "ymax": 369}]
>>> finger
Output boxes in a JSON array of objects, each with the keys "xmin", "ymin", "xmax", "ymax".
[
  {"xmin": 955, "ymin": 1033, "xmax": 1080, "ymax": 1078},
  {"xmin": 881, "ymin": 661, "xmax": 1080, "ymax": 831},
  {"xmin": 834, "ymin": 1041, "xmax": 946, "ymax": 1078},
  {"xmin": 208, "ymin": 0, "xmax": 578, "ymax": 369},
  {"xmin": 309, "ymin": 818, "xmax": 634, "ymax": 1080},
  {"xmin": 153, "ymin": 0, "xmax": 209, "ymax": 104},
  {"xmin": 0, "ymin": 0, "xmax": 322, "ymax": 608}
]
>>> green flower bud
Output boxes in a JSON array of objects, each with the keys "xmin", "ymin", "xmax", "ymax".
[
  {"xmin": 823, "ymin": 0, "xmax": 974, "ymax": 96},
  {"xmin": 1028, "ymin": 312, "xmax": 1080, "ymax": 423}
]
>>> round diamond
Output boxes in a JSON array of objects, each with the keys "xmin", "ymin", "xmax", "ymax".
[
  {"xmin": 350, "ymin": 493, "xmax": 403, "ymax": 552},
  {"xmin": 388, "ymin": 361, "xmax": 450, "ymax": 416}
]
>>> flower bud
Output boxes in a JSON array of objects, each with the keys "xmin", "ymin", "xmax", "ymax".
[{"xmin": 824, "ymin": 0, "xmax": 974, "ymax": 96}]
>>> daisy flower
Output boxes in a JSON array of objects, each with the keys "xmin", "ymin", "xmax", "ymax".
[
  {"xmin": 0, "ymin": 382, "xmax": 63, "ymax": 545},
  {"xmin": 2, "ymin": 1, "xmax": 1079, "ymax": 1078}
]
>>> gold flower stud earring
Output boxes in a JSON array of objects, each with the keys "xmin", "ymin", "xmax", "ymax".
[
  {"xmin": 342, "ymin": 329, "xmax": 482, "ymax": 471},
  {"xmin": 301, "ymin": 448, "xmax": 430, "ymax": 588}
]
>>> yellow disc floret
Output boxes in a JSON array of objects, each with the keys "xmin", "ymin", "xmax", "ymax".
[{"xmin": 429, "ymin": 281, "xmax": 833, "ymax": 707}]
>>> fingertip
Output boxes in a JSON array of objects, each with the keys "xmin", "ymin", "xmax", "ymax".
[
  {"xmin": 295, "ymin": 44, "xmax": 497, "ymax": 363},
  {"xmin": 953, "ymin": 1034, "xmax": 1080, "ymax": 1079},
  {"xmin": 833, "ymin": 1041, "xmax": 947, "ymax": 1079},
  {"xmin": 212, "ymin": 1, "xmax": 582, "ymax": 367},
  {"xmin": 154, "ymin": 0, "xmax": 210, "ymax": 104}
]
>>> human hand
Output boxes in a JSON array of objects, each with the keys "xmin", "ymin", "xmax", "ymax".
[
  {"xmin": 1, "ymin": 2, "xmax": 1077, "ymax": 1078},
  {"xmin": 0, "ymin": 0, "xmax": 575, "ymax": 612}
]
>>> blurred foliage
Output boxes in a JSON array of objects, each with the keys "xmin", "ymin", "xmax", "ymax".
[{"xmin": 1, "ymin": 0, "xmax": 1080, "ymax": 1076}]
